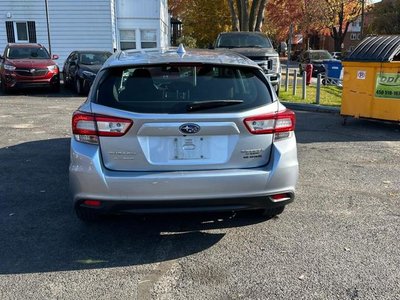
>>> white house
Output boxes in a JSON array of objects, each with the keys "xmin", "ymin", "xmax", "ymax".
[{"xmin": 0, "ymin": 0, "xmax": 170, "ymax": 69}]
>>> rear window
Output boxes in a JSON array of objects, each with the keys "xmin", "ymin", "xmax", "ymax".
[{"xmin": 95, "ymin": 64, "xmax": 273, "ymax": 114}]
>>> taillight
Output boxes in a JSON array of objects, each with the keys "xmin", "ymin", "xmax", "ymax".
[
  {"xmin": 244, "ymin": 109, "xmax": 295, "ymax": 140},
  {"xmin": 269, "ymin": 193, "xmax": 292, "ymax": 202},
  {"xmin": 83, "ymin": 200, "xmax": 102, "ymax": 207},
  {"xmin": 72, "ymin": 111, "xmax": 133, "ymax": 144}
]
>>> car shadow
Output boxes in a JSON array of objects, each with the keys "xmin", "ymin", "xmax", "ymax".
[
  {"xmin": 0, "ymin": 138, "xmax": 267, "ymax": 275},
  {"xmin": 295, "ymin": 110, "xmax": 400, "ymax": 143},
  {"xmin": 0, "ymin": 85, "xmax": 80, "ymax": 98}
]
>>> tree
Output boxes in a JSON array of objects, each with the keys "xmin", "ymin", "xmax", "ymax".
[
  {"xmin": 266, "ymin": 0, "xmax": 327, "ymax": 47},
  {"xmin": 368, "ymin": 0, "xmax": 400, "ymax": 34},
  {"xmin": 169, "ymin": 0, "xmax": 231, "ymax": 47},
  {"xmin": 169, "ymin": 0, "xmax": 187, "ymax": 17},
  {"xmin": 227, "ymin": 0, "xmax": 268, "ymax": 31},
  {"xmin": 323, "ymin": 0, "xmax": 362, "ymax": 51}
]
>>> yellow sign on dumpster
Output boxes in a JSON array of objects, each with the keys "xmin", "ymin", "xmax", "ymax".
[{"xmin": 375, "ymin": 73, "xmax": 400, "ymax": 99}]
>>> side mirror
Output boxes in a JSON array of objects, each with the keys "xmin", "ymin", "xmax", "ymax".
[
  {"xmin": 52, "ymin": 54, "xmax": 59, "ymax": 60},
  {"xmin": 0, "ymin": 55, "xmax": 3, "ymax": 60}
]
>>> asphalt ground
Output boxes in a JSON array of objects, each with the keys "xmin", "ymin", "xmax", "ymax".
[{"xmin": 0, "ymin": 88, "xmax": 399, "ymax": 300}]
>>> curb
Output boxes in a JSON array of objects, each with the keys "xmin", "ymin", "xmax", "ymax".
[{"xmin": 281, "ymin": 102, "xmax": 340, "ymax": 114}]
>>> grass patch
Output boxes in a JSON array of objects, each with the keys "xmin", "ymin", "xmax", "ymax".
[{"xmin": 279, "ymin": 85, "xmax": 342, "ymax": 107}]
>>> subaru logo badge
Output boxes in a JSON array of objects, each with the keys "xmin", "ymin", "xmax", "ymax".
[{"xmin": 179, "ymin": 123, "xmax": 200, "ymax": 134}]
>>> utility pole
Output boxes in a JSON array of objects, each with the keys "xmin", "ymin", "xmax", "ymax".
[{"xmin": 45, "ymin": 0, "xmax": 52, "ymax": 54}]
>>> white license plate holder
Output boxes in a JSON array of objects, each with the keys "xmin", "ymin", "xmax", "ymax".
[{"xmin": 174, "ymin": 136, "xmax": 206, "ymax": 160}]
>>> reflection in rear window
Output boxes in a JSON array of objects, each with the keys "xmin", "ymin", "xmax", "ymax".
[{"xmin": 95, "ymin": 64, "xmax": 272, "ymax": 114}]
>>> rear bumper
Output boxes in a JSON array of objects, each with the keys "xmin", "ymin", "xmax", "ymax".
[
  {"xmin": 75, "ymin": 194, "xmax": 294, "ymax": 214},
  {"xmin": 69, "ymin": 135, "xmax": 298, "ymax": 213}
]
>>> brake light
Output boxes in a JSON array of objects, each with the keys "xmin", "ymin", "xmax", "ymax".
[
  {"xmin": 83, "ymin": 200, "xmax": 102, "ymax": 207},
  {"xmin": 72, "ymin": 111, "xmax": 133, "ymax": 144},
  {"xmin": 244, "ymin": 109, "xmax": 295, "ymax": 139},
  {"xmin": 269, "ymin": 193, "xmax": 292, "ymax": 202}
]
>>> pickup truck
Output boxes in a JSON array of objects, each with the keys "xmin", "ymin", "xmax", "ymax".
[{"xmin": 214, "ymin": 32, "xmax": 281, "ymax": 94}]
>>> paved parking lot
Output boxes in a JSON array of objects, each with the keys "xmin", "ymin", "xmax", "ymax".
[{"xmin": 0, "ymin": 88, "xmax": 399, "ymax": 300}]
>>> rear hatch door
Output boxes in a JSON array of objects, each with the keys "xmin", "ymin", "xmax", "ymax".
[{"xmin": 91, "ymin": 63, "xmax": 277, "ymax": 171}]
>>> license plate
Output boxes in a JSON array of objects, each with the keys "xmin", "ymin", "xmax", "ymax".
[{"xmin": 173, "ymin": 136, "xmax": 206, "ymax": 160}]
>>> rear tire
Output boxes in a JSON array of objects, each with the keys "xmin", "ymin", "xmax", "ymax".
[
  {"xmin": 75, "ymin": 77, "xmax": 83, "ymax": 95},
  {"xmin": 75, "ymin": 206, "xmax": 100, "ymax": 222}
]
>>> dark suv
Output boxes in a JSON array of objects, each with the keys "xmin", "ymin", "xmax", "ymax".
[
  {"xmin": 298, "ymin": 50, "xmax": 336, "ymax": 77},
  {"xmin": 0, "ymin": 43, "xmax": 60, "ymax": 93},
  {"xmin": 63, "ymin": 50, "xmax": 112, "ymax": 95},
  {"xmin": 214, "ymin": 32, "xmax": 281, "ymax": 94}
]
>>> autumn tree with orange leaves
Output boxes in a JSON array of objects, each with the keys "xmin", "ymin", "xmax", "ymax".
[
  {"xmin": 169, "ymin": 0, "xmax": 271, "ymax": 47},
  {"xmin": 266, "ymin": 0, "xmax": 362, "ymax": 51},
  {"xmin": 169, "ymin": 0, "xmax": 363, "ymax": 50},
  {"xmin": 169, "ymin": 0, "xmax": 231, "ymax": 47},
  {"xmin": 266, "ymin": 0, "xmax": 327, "ymax": 45},
  {"xmin": 323, "ymin": 0, "xmax": 362, "ymax": 51}
]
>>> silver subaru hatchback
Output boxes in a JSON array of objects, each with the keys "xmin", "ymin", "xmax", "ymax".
[{"xmin": 69, "ymin": 47, "xmax": 298, "ymax": 221}]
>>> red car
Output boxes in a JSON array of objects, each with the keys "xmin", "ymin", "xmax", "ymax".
[{"xmin": 0, "ymin": 43, "xmax": 60, "ymax": 93}]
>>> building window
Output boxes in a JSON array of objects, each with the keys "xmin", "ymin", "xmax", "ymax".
[
  {"xmin": 5, "ymin": 21, "xmax": 36, "ymax": 43},
  {"xmin": 141, "ymin": 29, "xmax": 157, "ymax": 49},
  {"xmin": 350, "ymin": 33, "xmax": 360, "ymax": 41},
  {"xmin": 120, "ymin": 30, "xmax": 136, "ymax": 50},
  {"xmin": 15, "ymin": 22, "xmax": 28, "ymax": 42}
]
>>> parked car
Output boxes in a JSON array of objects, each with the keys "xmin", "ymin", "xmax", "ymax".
[
  {"xmin": 214, "ymin": 32, "xmax": 281, "ymax": 94},
  {"xmin": 63, "ymin": 50, "xmax": 112, "ymax": 95},
  {"xmin": 0, "ymin": 43, "xmax": 60, "ymax": 93},
  {"xmin": 298, "ymin": 50, "xmax": 337, "ymax": 77},
  {"xmin": 69, "ymin": 47, "xmax": 299, "ymax": 221}
]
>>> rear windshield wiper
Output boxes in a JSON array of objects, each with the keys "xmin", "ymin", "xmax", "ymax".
[{"xmin": 186, "ymin": 100, "xmax": 243, "ymax": 112}]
